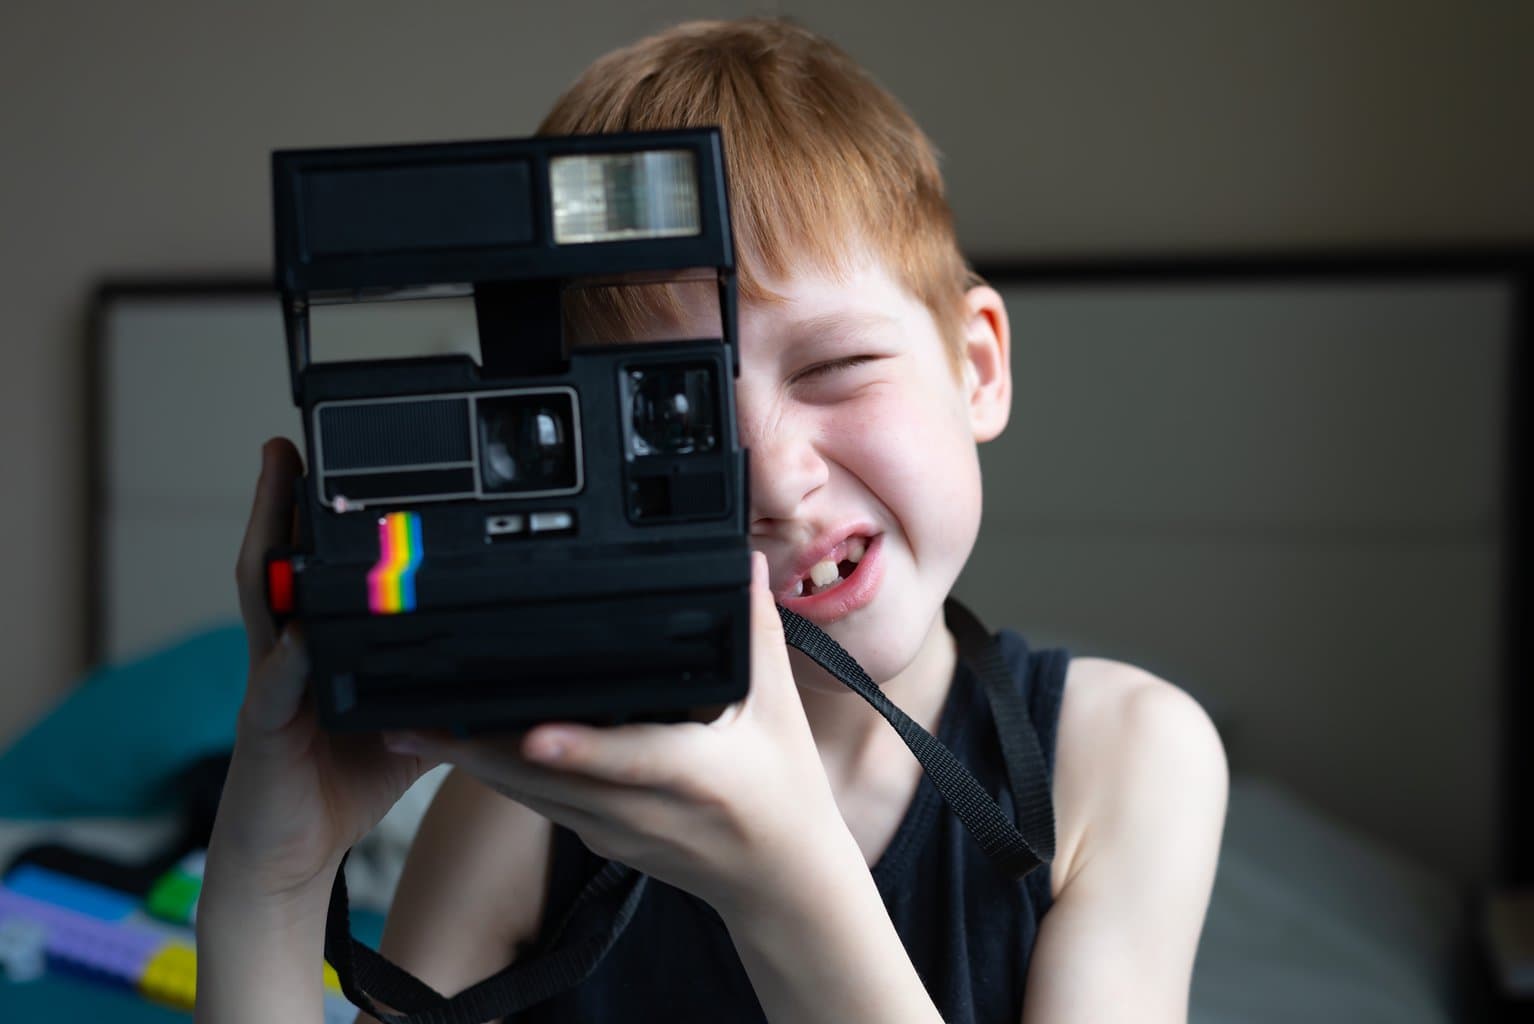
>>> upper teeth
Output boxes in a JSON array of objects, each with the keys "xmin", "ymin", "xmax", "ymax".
[
  {"xmin": 791, "ymin": 537, "xmax": 871, "ymax": 597},
  {"xmin": 809, "ymin": 560, "xmax": 839, "ymax": 587}
]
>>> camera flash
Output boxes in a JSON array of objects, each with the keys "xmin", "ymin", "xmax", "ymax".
[{"xmin": 551, "ymin": 150, "xmax": 700, "ymax": 245}]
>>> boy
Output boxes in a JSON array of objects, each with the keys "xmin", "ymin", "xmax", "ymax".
[{"xmin": 200, "ymin": 18, "xmax": 1226, "ymax": 1023}]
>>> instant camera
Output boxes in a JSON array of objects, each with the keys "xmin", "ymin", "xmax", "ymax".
[{"xmin": 266, "ymin": 129, "xmax": 752, "ymax": 732}]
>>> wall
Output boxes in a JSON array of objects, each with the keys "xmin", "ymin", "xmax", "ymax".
[
  {"xmin": 1, "ymin": 0, "xmax": 1529, "ymax": 864},
  {"xmin": 961, "ymin": 276, "xmax": 1511, "ymax": 880}
]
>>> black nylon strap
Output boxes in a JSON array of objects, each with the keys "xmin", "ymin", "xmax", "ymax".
[
  {"xmin": 322, "ymin": 598, "xmax": 1053, "ymax": 1022},
  {"xmin": 325, "ymin": 853, "xmax": 647, "ymax": 1024},
  {"xmin": 778, "ymin": 601, "xmax": 1053, "ymax": 878},
  {"xmin": 944, "ymin": 599, "xmax": 1056, "ymax": 864}
]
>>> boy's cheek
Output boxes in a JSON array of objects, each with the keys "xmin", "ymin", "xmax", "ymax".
[
  {"xmin": 855, "ymin": 399, "xmax": 977, "ymax": 484},
  {"xmin": 805, "ymin": 383, "xmax": 981, "ymax": 543}
]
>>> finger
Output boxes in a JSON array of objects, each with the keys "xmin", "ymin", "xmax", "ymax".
[
  {"xmin": 519, "ymin": 720, "xmax": 702, "ymax": 790},
  {"xmin": 398, "ymin": 729, "xmax": 671, "ymax": 811},
  {"xmin": 378, "ymin": 736, "xmax": 593, "ymax": 829},
  {"xmin": 239, "ymin": 623, "xmax": 312, "ymax": 735},
  {"xmin": 332, "ymin": 728, "xmax": 445, "ymax": 793},
  {"xmin": 473, "ymin": 784, "xmax": 620, "ymax": 854},
  {"xmin": 236, "ymin": 438, "xmax": 303, "ymax": 662}
]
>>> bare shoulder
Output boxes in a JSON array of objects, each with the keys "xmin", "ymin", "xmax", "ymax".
[
  {"xmin": 1019, "ymin": 658, "xmax": 1227, "ymax": 1020},
  {"xmin": 371, "ymin": 768, "xmax": 554, "ymax": 1004},
  {"xmin": 1048, "ymin": 657, "xmax": 1228, "ymax": 898}
]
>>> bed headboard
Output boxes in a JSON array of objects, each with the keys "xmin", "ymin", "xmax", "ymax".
[
  {"xmin": 88, "ymin": 250, "xmax": 1531, "ymax": 885},
  {"xmin": 87, "ymin": 283, "xmax": 481, "ymax": 663}
]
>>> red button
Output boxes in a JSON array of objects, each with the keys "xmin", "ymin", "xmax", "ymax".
[{"xmin": 267, "ymin": 558, "xmax": 295, "ymax": 615}]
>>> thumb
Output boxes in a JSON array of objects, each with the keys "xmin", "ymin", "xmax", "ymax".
[
  {"xmin": 240, "ymin": 624, "xmax": 311, "ymax": 735},
  {"xmin": 747, "ymin": 551, "xmax": 797, "ymax": 708}
]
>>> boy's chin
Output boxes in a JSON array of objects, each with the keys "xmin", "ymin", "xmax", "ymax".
[
  {"xmin": 787, "ymin": 659, "xmax": 863, "ymax": 696},
  {"xmin": 784, "ymin": 610, "xmax": 935, "ymax": 694}
]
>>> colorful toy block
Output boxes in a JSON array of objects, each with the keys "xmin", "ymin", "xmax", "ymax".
[
  {"xmin": 0, "ymin": 868, "xmax": 359, "ymax": 1017},
  {"xmin": 139, "ymin": 941, "xmax": 197, "ymax": 1010},
  {"xmin": 6, "ymin": 863, "xmax": 138, "ymax": 922},
  {"xmin": 0, "ymin": 885, "xmax": 165, "ymax": 991},
  {"xmin": 0, "ymin": 915, "xmax": 47, "ymax": 982},
  {"xmin": 145, "ymin": 858, "xmax": 205, "ymax": 927}
]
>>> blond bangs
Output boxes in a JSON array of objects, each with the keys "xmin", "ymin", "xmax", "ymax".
[{"xmin": 540, "ymin": 18, "xmax": 973, "ymax": 363}]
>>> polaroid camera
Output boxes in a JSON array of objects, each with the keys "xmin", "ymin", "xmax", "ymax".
[{"xmin": 266, "ymin": 129, "xmax": 752, "ymax": 732}]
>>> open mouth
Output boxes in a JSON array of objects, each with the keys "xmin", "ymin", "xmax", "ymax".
[{"xmin": 786, "ymin": 534, "xmax": 872, "ymax": 599}]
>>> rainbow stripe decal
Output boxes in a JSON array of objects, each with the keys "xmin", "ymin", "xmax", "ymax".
[{"xmin": 367, "ymin": 512, "xmax": 423, "ymax": 614}]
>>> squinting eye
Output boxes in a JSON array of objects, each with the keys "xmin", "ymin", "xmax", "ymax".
[{"xmin": 794, "ymin": 355, "xmax": 879, "ymax": 383}]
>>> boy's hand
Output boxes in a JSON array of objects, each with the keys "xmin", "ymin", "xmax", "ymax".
[
  {"xmin": 205, "ymin": 438, "xmax": 441, "ymax": 907},
  {"xmin": 383, "ymin": 551, "xmax": 855, "ymax": 917}
]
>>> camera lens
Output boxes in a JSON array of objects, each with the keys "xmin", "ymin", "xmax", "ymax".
[
  {"xmin": 627, "ymin": 365, "xmax": 717, "ymax": 457},
  {"xmin": 478, "ymin": 392, "xmax": 580, "ymax": 494}
]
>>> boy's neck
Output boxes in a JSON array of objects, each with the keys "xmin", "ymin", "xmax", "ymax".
[{"xmin": 791, "ymin": 612, "xmax": 959, "ymax": 784}]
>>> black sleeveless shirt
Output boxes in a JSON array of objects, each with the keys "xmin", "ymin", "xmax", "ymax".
[{"xmin": 515, "ymin": 630, "xmax": 1069, "ymax": 1023}]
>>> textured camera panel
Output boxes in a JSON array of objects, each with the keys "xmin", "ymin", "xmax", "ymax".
[{"xmin": 318, "ymin": 398, "xmax": 472, "ymax": 471}]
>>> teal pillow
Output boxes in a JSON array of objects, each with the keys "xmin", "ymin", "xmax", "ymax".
[{"xmin": 0, "ymin": 625, "xmax": 247, "ymax": 819}]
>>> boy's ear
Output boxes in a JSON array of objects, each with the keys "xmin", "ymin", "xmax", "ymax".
[{"xmin": 958, "ymin": 284, "xmax": 1011, "ymax": 443}]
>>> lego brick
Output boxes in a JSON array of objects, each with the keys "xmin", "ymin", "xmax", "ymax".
[
  {"xmin": 0, "ymin": 914, "xmax": 47, "ymax": 982},
  {"xmin": 139, "ymin": 942, "xmax": 197, "ymax": 1010},
  {"xmin": 0, "ymin": 885, "xmax": 166, "ymax": 987},
  {"xmin": 325, "ymin": 993, "xmax": 360, "ymax": 1024},
  {"xmin": 145, "ymin": 869, "xmax": 201, "ymax": 927},
  {"xmin": 5, "ymin": 864, "xmax": 138, "ymax": 922}
]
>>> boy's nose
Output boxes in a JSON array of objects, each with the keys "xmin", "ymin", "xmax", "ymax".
[{"xmin": 742, "ymin": 421, "xmax": 829, "ymax": 529}]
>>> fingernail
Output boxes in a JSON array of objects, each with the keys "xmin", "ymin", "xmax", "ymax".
[
  {"xmin": 277, "ymin": 627, "xmax": 308, "ymax": 670},
  {"xmin": 526, "ymin": 730, "xmax": 567, "ymax": 762},
  {"xmin": 382, "ymin": 731, "xmax": 422, "ymax": 755}
]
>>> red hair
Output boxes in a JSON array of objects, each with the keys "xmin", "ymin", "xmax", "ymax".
[{"xmin": 542, "ymin": 18, "xmax": 975, "ymax": 362}]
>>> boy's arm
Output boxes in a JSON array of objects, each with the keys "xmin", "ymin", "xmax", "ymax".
[
  {"xmin": 353, "ymin": 768, "xmax": 553, "ymax": 1024},
  {"xmin": 196, "ymin": 867, "xmax": 337, "ymax": 1023},
  {"xmin": 715, "ymin": 830, "xmax": 948, "ymax": 1024},
  {"xmin": 1021, "ymin": 658, "xmax": 1228, "ymax": 1024}
]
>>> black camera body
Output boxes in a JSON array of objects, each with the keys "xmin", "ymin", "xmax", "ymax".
[{"xmin": 267, "ymin": 129, "xmax": 752, "ymax": 732}]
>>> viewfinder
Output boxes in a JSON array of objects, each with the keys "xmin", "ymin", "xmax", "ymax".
[{"xmin": 626, "ymin": 365, "xmax": 718, "ymax": 457}]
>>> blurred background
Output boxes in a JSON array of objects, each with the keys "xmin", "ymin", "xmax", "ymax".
[{"xmin": 0, "ymin": 1, "xmax": 1531, "ymax": 1020}]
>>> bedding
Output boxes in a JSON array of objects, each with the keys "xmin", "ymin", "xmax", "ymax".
[
  {"xmin": 1191, "ymin": 777, "xmax": 1467, "ymax": 1023},
  {"xmin": 0, "ymin": 625, "xmax": 384, "ymax": 1022},
  {"xmin": 0, "ymin": 629, "xmax": 1470, "ymax": 1021},
  {"xmin": 0, "ymin": 625, "xmax": 246, "ymax": 820}
]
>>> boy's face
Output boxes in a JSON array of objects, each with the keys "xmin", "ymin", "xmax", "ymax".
[{"xmin": 651, "ymin": 254, "xmax": 1011, "ymax": 686}]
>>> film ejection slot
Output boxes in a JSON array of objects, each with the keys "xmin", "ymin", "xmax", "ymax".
[{"xmin": 485, "ymin": 511, "xmax": 575, "ymax": 541}]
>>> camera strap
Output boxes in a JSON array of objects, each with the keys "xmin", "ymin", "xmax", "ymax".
[
  {"xmin": 779, "ymin": 599, "xmax": 1055, "ymax": 878},
  {"xmin": 322, "ymin": 597, "xmax": 1054, "ymax": 1023}
]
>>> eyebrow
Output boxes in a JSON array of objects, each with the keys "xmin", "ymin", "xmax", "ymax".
[{"xmin": 786, "ymin": 310, "xmax": 899, "ymax": 345}]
